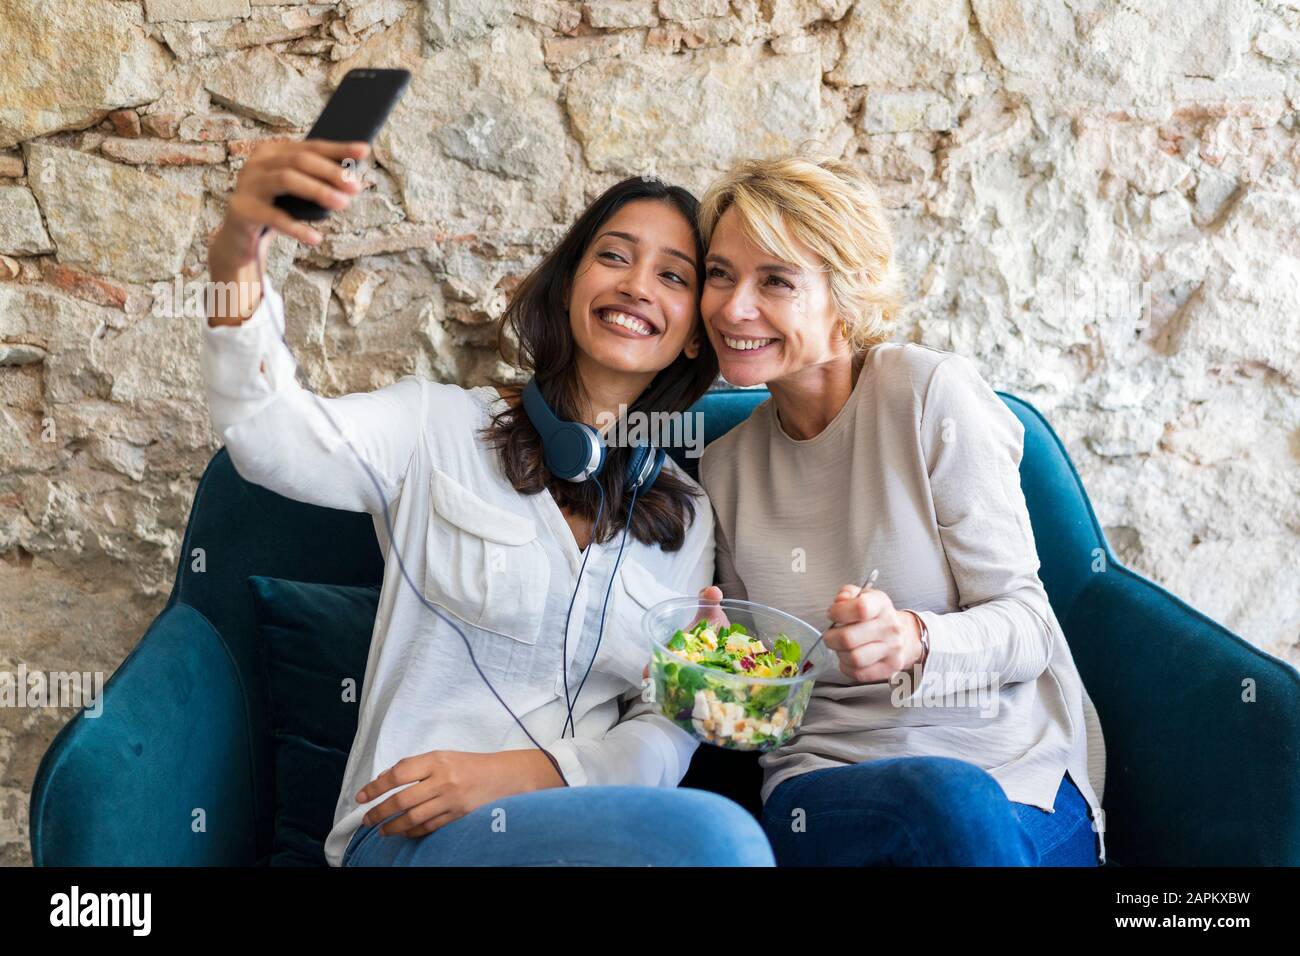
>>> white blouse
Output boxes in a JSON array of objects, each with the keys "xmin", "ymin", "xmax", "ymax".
[{"xmin": 200, "ymin": 274, "xmax": 714, "ymax": 866}]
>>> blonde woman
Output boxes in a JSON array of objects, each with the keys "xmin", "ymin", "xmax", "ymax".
[{"xmin": 693, "ymin": 153, "xmax": 1106, "ymax": 866}]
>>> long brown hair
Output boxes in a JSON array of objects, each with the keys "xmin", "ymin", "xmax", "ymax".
[{"xmin": 480, "ymin": 177, "xmax": 719, "ymax": 551}]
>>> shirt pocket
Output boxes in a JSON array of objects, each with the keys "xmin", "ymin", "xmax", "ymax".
[
  {"xmin": 425, "ymin": 466, "xmax": 551, "ymax": 644},
  {"xmin": 594, "ymin": 556, "xmax": 682, "ymax": 686}
]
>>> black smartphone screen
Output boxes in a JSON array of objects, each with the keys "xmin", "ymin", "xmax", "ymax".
[{"xmin": 272, "ymin": 68, "xmax": 411, "ymax": 222}]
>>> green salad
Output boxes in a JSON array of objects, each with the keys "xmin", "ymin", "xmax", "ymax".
[{"xmin": 651, "ymin": 618, "xmax": 816, "ymax": 751}]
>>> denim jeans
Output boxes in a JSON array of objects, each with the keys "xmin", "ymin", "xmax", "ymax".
[
  {"xmin": 760, "ymin": 756, "xmax": 1101, "ymax": 866},
  {"xmin": 342, "ymin": 785, "xmax": 776, "ymax": 866}
]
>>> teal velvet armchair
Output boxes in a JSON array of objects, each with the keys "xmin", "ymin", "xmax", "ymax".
[{"xmin": 28, "ymin": 388, "xmax": 1300, "ymax": 866}]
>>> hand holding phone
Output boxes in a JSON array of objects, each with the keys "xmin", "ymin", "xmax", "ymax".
[
  {"xmin": 219, "ymin": 139, "xmax": 371, "ymax": 252},
  {"xmin": 208, "ymin": 68, "xmax": 411, "ymax": 284},
  {"xmin": 272, "ymin": 68, "xmax": 410, "ymax": 222},
  {"xmin": 205, "ymin": 138, "xmax": 370, "ymax": 324}
]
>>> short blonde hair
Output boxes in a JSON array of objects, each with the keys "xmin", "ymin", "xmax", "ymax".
[{"xmin": 697, "ymin": 151, "xmax": 905, "ymax": 351}]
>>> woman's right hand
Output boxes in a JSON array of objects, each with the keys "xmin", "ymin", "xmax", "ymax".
[
  {"xmin": 694, "ymin": 585, "xmax": 730, "ymax": 631},
  {"xmin": 642, "ymin": 585, "xmax": 730, "ymax": 680},
  {"xmin": 207, "ymin": 139, "xmax": 371, "ymax": 314}
]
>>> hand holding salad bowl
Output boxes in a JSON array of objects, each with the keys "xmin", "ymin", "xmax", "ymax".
[{"xmin": 642, "ymin": 587, "xmax": 831, "ymax": 751}]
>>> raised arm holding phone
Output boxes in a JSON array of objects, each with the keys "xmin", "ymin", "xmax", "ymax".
[{"xmin": 207, "ymin": 137, "xmax": 371, "ymax": 325}]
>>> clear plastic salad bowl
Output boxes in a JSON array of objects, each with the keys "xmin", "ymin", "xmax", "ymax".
[{"xmin": 642, "ymin": 597, "xmax": 831, "ymax": 752}]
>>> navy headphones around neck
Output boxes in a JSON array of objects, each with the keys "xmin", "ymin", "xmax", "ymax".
[
  {"xmin": 521, "ymin": 378, "xmax": 664, "ymax": 492},
  {"xmin": 520, "ymin": 376, "xmax": 665, "ymax": 737}
]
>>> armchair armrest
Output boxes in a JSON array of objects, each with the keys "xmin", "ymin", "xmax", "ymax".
[
  {"xmin": 29, "ymin": 603, "xmax": 260, "ymax": 866},
  {"xmin": 1063, "ymin": 564, "xmax": 1300, "ymax": 865}
]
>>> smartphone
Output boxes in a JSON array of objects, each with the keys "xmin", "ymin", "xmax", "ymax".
[{"xmin": 272, "ymin": 68, "xmax": 411, "ymax": 222}]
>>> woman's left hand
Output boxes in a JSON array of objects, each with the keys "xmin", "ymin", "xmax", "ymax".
[
  {"xmin": 356, "ymin": 749, "xmax": 563, "ymax": 838},
  {"xmin": 822, "ymin": 584, "xmax": 926, "ymax": 685}
]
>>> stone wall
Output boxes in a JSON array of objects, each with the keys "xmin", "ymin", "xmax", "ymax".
[{"xmin": 1, "ymin": 0, "xmax": 1297, "ymax": 864}]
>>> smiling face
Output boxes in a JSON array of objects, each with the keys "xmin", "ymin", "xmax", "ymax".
[
  {"xmin": 700, "ymin": 206, "xmax": 845, "ymax": 387},
  {"xmin": 567, "ymin": 198, "xmax": 702, "ymax": 393}
]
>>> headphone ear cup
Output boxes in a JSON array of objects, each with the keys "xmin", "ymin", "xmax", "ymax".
[
  {"xmin": 546, "ymin": 423, "xmax": 605, "ymax": 481},
  {"xmin": 522, "ymin": 377, "xmax": 604, "ymax": 482},
  {"xmin": 642, "ymin": 448, "xmax": 665, "ymax": 492},
  {"xmin": 625, "ymin": 445, "xmax": 647, "ymax": 491},
  {"xmin": 625, "ymin": 445, "xmax": 665, "ymax": 494}
]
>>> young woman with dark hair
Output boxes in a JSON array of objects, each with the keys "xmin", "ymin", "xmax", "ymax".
[{"xmin": 201, "ymin": 139, "xmax": 772, "ymax": 867}]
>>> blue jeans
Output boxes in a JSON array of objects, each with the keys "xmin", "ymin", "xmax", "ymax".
[
  {"xmin": 342, "ymin": 785, "xmax": 775, "ymax": 866},
  {"xmin": 761, "ymin": 757, "xmax": 1101, "ymax": 866}
]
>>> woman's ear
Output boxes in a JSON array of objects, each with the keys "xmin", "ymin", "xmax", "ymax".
[{"xmin": 683, "ymin": 330, "xmax": 701, "ymax": 360}]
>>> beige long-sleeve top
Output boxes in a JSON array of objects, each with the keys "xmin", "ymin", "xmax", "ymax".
[{"xmin": 698, "ymin": 342, "xmax": 1107, "ymax": 863}]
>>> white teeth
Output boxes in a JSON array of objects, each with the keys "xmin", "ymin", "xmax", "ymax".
[
  {"xmin": 722, "ymin": 335, "xmax": 775, "ymax": 351},
  {"xmin": 598, "ymin": 309, "xmax": 654, "ymax": 336}
]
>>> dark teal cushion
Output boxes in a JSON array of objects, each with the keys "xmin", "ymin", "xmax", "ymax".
[{"xmin": 247, "ymin": 576, "xmax": 377, "ymax": 866}]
